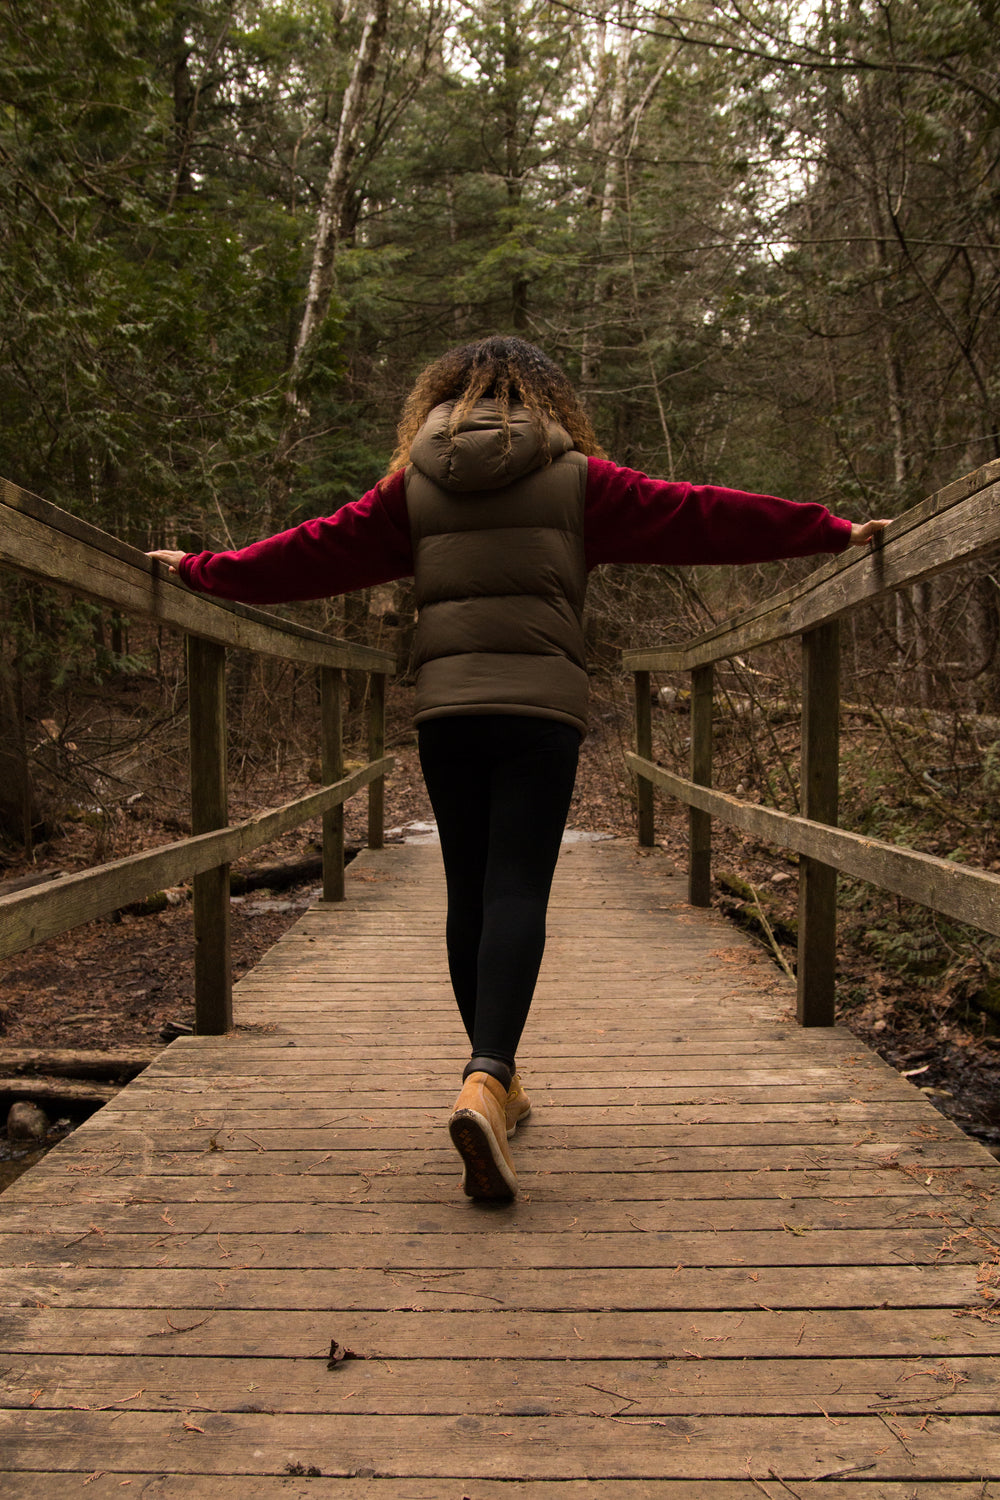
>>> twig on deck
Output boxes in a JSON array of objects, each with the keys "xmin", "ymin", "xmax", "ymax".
[
  {"xmin": 744, "ymin": 1460, "xmax": 776, "ymax": 1497},
  {"xmin": 746, "ymin": 880, "xmax": 795, "ymax": 980},
  {"xmin": 767, "ymin": 1470, "xmax": 803, "ymax": 1499}
]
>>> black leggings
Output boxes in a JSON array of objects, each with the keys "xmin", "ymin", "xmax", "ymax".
[{"xmin": 418, "ymin": 715, "xmax": 580, "ymax": 1071}]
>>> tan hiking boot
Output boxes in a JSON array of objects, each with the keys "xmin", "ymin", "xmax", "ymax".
[
  {"xmin": 448, "ymin": 1071, "xmax": 518, "ymax": 1201},
  {"xmin": 504, "ymin": 1071, "xmax": 531, "ymax": 1138}
]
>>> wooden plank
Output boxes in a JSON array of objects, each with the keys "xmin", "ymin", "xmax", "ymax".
[
  {"xmin": 0, "ymin": 476, "xmax": 394, "ymax": 671},
  {"xmin": 1, "ymin": 1262, "xmax": 984, "ymax": 1314},
  {"xmin": 26, "ymin": 1143, "xmax": 990, "ymax": 1199},
  {"xmin": 2, "ymin": 1304, "xmax": 1000, "ymax": 1361},
  {"xmin": 0, "ymin": 758, "xmax": 393, "ymax": 958},
  {"xmin": 0, "ymin": 1483, "xmax": 995, "ymax": 1500},
  {"xmin": 4, "ymin": 1103, "xmax": 984, "ymax": 1152},
  {"xmin": 2, "ymin": 1192, "xmax": 989, "ymax": 1243},
  {"xmin": 27, "ymin": 1106, "xmax": 970, "ymax": 1146},
  {"xmin": 625, "ymin": 751, "xmax": 1000, "ymax": 937},
  {"xmin": 2, "ymin": 840, "xmax": 999, "ymax": 1494},
  {"xmin": 5, "ymin": 1353, "xmax": 999, "ymax": 1416},
  {"xmin": 2, "ymin": 1407, "xmax": 1000, "ymax": 1480},
  {"xmin": 21, "ymin": 1170, "xmax": 982, "ymax": 1210},
  {"xmin": 42, "ymin": 1035, "xmax": 916, "ymax": 1063},
  {"xmin": 3, "ymin": 1155, "xmax": 991, "ymax": 1202},
  {"xmin": 104, "ymin": 1052, "xmax": 910, "ymax": 1081}
]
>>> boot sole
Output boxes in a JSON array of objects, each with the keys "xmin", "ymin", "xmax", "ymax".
[{"xmin": 449, "ymin": 1108, "xmax": 517, "ymax": 1200}]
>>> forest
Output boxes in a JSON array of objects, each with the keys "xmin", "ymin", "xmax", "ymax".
[
  {"xmin": 2, "ymin": 1, "xmax": 1000, "ymax": 1135},
  {"xmin": 3, "ymin": 1, "xmax": 998, "ymax": 545}
]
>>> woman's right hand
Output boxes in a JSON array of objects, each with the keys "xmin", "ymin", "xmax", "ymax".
[{"xmin": 147, "ymin": 549, "xmax": 186, "ymax": 573}]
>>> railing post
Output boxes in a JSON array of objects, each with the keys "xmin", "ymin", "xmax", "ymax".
[
  {"xmin": 634, "ymin": 670, "xmax": 655, "ymax": 847},
  {"xmin": 797, "ymin": 621, "xmax": 840, "ymax": 1026},
  {"xmin": 320, "ymin": 666, "xmax": 345, "ymax": 901},
  {"xmin": 187, "ymin": 635, "xmax": 232, "ymax": 1034},
  {"xmin": 689, "ymin": 663, "xmax": 713, "ymax": 906},
  {"xmin": 368, "ymin": 671, "xmax": 386, "ymax": 850}
]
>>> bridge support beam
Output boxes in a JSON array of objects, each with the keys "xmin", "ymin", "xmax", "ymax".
[
  {"xmin": 368, "ymin": 672, "xmax": 386, "ymax": 850},
  {"xmin": 797, "ymin": 621, "xmax": 840, "ymax": 1026},
  {"xmin": 321, "ymin": 666, "xmax": 345, "ymax": 901},
  {"xmin": 688, "ymin": 664, "xmax": 714, "ymax": 906},
  {"xmin": 187, "ymin": 635, "xmax": 232, "ymax": 1034},
  {"xmin": 634, "ymin": 671, "xmax": 655, "ymax": 848}
]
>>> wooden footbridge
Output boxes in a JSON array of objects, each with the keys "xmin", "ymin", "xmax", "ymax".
[
  {"xmin": 3, "ymin": 465, "xmax": 1000, "ymax": 1494},
  {"xmin": 3, "ymin": 836, "xmax": 1000, "ymax": 1496}
]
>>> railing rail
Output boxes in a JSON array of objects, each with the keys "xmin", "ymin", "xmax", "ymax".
[
  {"xmin": 624, "ymin": 458, "xmax": 1000, "ymax": 1027},
  {"xmin": 0, "ymin": 478, "xmax": 397, "ymax": 1033},
  {"xmin": 624, "ymin": 456, "xmax": 1000, "ymax": 673}
]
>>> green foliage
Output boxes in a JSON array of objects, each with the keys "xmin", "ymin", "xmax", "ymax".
[
  {"xmin": 1, "ymin": 0, "xmax": 998, "ymax": 596},
  {"xmin": 4, "ymin": 0, "xmax": 999, "ymax": 540},
  {"xmin": 863, "ymin": 923, "xmax": 944, "ymax": 985},
  {"xmin": 0, "ymin": 0, "xmax": 309, "ymax": 542}
]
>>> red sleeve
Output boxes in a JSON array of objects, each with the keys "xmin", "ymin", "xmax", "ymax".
[
  {"xmin": 584, "ymin": 457, "xmax": 853, "ymax": 570},
  {"xmin": 177, "ymin": 470, "xmax": 413, "ymax": 603}
]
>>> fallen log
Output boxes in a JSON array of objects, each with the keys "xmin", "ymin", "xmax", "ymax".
[
  {"xmin": 0, "ymin": 1046, "xmax": 158, "ymax": 1082},
  {"xmin": 229, "ymin": 851, "xmax": 325, "ymax": 894},
  {"xmin": 116, "ymin": 850, "xmax": 339, "ymax": 917},
  {"xmin": 1, "ymin": 1075, "xmax": 118, "ymax": 1110},
  {"xmin": 0, "ymin": 870, "xmax": 66, "ymax": 896}
]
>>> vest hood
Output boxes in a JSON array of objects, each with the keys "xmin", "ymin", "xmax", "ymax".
[{"xmin": 409, "ymin": 399, "xmax": 575, "ymax": 493}]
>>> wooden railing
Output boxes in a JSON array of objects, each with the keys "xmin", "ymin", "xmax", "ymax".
[
  {"xmin": 0, "ymin": 479, "xmax": 396, "ymax": 1033},
  {"xmin": 624, "ymin": 458, "xmax": 1000, "ymax": 1026}
]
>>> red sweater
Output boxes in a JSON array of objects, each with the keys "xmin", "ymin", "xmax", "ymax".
[{"xmin": 178, "ymin": 458, "xmax": 853, "ymax": 602}]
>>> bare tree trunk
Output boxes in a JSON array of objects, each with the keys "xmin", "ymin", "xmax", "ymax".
[
  {"xmin": 579, "ymin": 13, "xmax": 631, "ymax": 394},
  {"xmin": 912, "ymin": 579, "xmax": 934, "ymax": 707},
  {"xmin": 283, "ymin": 0, "xmax": 390, "ymax": 434},
  {"xmin": 344, "ymin": 591, "xmax": 372, "ymax": 714},
  {"xmin": 579, "ymin": 5, "xmax": 669, "ymax": 410},
  {"xmin": 168, "ymin": 6, "xmax": 233, "ymax": 211},
  {"xmin": 972, "ymin": 571, "xmax": 1000, "ymax": 710},
  {"xmin": 853, "ymin": 59, "xmax": 930, "ymax": 702},
  {"xmin": 0, "ymin": 661, "xmax": 38, "ymax": 848}
]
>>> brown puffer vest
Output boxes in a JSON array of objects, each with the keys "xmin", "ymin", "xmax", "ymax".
[{"xmin": 405, "ymin": 399, "xmax": 589, "ymax": 735}]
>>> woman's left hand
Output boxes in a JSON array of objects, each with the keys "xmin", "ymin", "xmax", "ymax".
[
  {"xmin": 147, "ymin": 549, "xmax": 186, "ymax": 573},
  {"xmin": 848, "ymin": 519, "xmax": 890, "ymax": 547}
]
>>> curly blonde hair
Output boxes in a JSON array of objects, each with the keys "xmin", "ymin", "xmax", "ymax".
[{"xmin": 384, "ymin": 336, "xmax": 606, "ymax": 476}]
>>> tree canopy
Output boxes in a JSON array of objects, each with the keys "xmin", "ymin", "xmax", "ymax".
[{"xmin": 2, "ymin": 0, "xmax": 998, "ymax": 545}]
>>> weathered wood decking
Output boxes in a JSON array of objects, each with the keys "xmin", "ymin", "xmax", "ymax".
[{"xmin": 2, "ymin": 837, "xmax": 999, "ymax": 1497}]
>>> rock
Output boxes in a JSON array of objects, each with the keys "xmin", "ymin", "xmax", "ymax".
[
  {"xmin": 7, "ymin": 1101, "xmax": 50, "ymax": 1142},
  {"xmin": 771, "ymin": 872, "xmax": 792, "ymax": 886}
]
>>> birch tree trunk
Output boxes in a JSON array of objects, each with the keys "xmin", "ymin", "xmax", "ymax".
[
  {"xmin": 282, "ymin": 0, "xmax": 390, "ymax": 441},
  {"xmin": 579, "ymin": 12, "xmax": 632, "ymax": 395}
]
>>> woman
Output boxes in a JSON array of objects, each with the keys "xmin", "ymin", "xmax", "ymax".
[{"xmin": 150, "ymin": 335, "xmax": 887, "ymax": 1202}]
